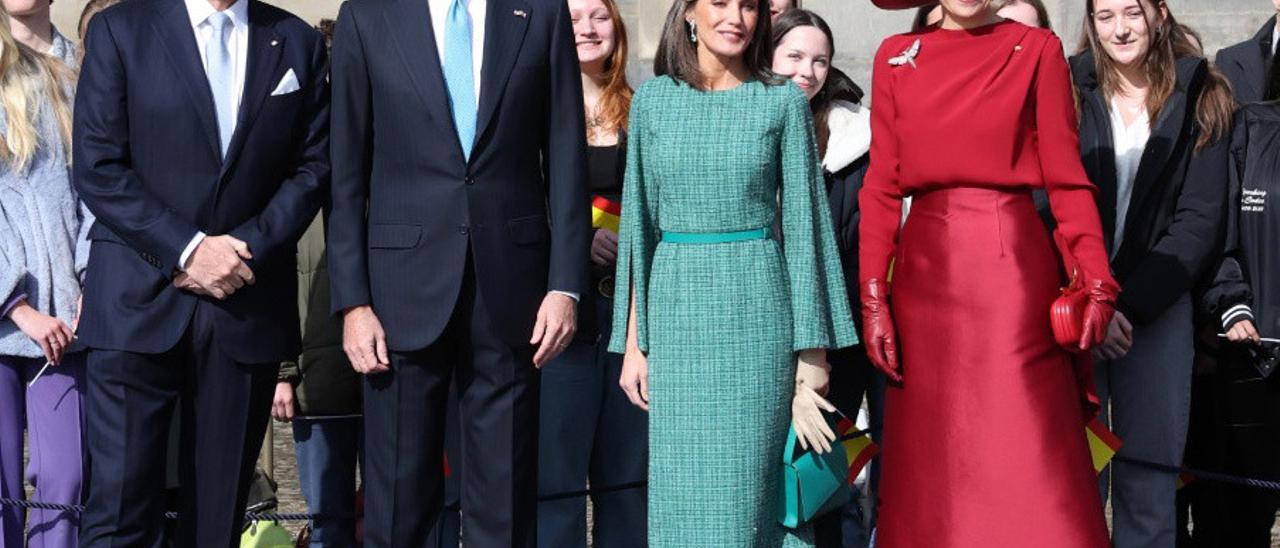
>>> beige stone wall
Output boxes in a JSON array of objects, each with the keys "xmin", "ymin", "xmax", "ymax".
[{"xmin": 54, "ymin": 0, "xmax": 1276, "ymax": 93}]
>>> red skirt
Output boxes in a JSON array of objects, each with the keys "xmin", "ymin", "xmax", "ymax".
[{"xmin": 877, "ymin": 187, "xmax": 1107, "ymax": 547}]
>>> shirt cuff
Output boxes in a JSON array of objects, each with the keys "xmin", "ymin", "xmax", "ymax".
[
  {"xmin": 179, "ymin": 231, "xmax": 207, "ymax": 270},
  {"xmin": 550, "ymin": 290, "xmax": 579, "ymax": 302},
  {"xmin": 1, "ymin": 292, "xmax": 27, "ymax": 318},
  {"xmin": 1222, "ymin": 304, "xmax": 1255, "ymax": 331}
]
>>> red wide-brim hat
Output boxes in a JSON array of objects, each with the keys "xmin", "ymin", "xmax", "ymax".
[{"xmin": 871, "ymin": 0, "xmax": 936, "ymax": 10}]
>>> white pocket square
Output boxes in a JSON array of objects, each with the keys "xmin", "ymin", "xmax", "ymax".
[{"xmin": 270, "ymin": 69, "xmax": 301, "ymax": 96}]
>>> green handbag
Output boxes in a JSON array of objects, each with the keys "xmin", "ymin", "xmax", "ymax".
[{"xmin": 777, "ymin": 417, "xmax": 851, "ymax": 528}]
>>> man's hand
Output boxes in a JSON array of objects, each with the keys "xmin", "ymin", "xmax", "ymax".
[
  {"xmin": 182, "ymin": 235, "xmax": 255, "ymax": 300},
  {"xmin": 272, "ymin": 381, "xmax": 296, "ymax": 422},
  {"xmin": 343, "ymin": 305, "xmax": 390, "ymax": 374},
  {"xmin": 1094, "ymin": 311, "xmax": 1134, "ymax": 361},
  {"xmin": 530, "ymin": 292, "xmax": 576, "ymax": 368}
]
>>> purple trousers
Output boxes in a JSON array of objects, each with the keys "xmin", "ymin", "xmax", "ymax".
[{"xmin": 0, "ymin": 354, "xmax": 85, "ymax": 548}]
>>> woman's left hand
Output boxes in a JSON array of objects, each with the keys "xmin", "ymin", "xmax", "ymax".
[{"xmin": 792, "ymin": 350, "xmax": 836, "ymax": 454}]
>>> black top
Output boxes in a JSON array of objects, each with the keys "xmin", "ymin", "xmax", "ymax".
[{"xmin": 587, "ymin": 144, "xmax": 623, "ymax": 200}]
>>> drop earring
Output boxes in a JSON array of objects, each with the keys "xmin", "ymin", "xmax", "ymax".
[{"xmin": 687, "ymin": 20, "xmax": 698, "ymax": 44}]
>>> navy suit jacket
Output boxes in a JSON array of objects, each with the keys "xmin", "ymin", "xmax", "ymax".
[
  {"xmin": 1216, "ymin": 17, "xmax": 1275, "ymax": 104},
  {"xmin": 73, "ymin": 0, "xmax": 330, "ymax": 363},
  {"xmin": 328, "ymin": 0, "xmax": 590, "ymax": 351}
]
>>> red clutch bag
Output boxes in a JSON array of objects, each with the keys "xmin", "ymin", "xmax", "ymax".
[{"xmin": 1051, "ymin": 268, "xmax": 1088, "ymax": 349}]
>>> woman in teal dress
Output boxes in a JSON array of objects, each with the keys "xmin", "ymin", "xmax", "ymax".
[{"xmin": 608, "ymin": 0, "xmax": 857, "ymax": 545}]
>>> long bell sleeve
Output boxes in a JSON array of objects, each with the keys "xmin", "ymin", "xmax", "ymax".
[
  {"xmin": 779, "ymin": 86, "xmax": 858, "ymax": 350},
  {"xmin": 608, "ymin": 91, "xmax": 660, "ymax": 354}
]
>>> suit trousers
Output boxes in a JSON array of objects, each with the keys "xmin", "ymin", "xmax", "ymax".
[
  {"xmin": 363, "ymin": 260, "xmax": 540, "ymax": 548},
  {"xmin": 1096, "ymin": 294, "xmax": 1194, "ymax": 548},
  {"xmin": 79, "ymin": 304, "xmax": 278, "ymax": 548}
]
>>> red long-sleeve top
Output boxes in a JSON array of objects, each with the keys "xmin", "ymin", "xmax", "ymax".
[{"xmin": 858, "ymin": 21, "xmax": 1114, "ymax": 286}]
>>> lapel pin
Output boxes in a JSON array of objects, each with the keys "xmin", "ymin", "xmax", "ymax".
[
  {"xmin": 513, "ymin": 9, "xmax": 527, "ymax": 18},
  {"xmin": 270, "ymin": 39, "xmax": 279, "ymax": 47}
]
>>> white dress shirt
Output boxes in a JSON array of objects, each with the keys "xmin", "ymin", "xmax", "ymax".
[
  {"xmin": 428, "ymin": 0, "xmax": 486, "ymax": 103},
  {"xmin": 180, "ymin": 0, "xmax": 250, "ymax": 269},
  {"xmin": 1109, "ymin": 99, "xmax": 1151, "ymax": 256}
]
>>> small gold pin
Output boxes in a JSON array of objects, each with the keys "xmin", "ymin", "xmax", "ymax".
[{"xmin": 513, "ymin": 9, "xmax": 527, "ymax": 18}]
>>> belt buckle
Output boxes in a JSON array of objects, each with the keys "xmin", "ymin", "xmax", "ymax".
[{"xmin": 597, "ymin": 276, "xmax": 615, "ymax": 299}]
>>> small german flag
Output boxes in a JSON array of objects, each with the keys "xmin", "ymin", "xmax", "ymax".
[
  {"xmin": 837, "ymin": 417, "xmax": 880, "ymax": 484},
  {"xmin": 592, "ymin": 195, "xmax": 621, "ymax": 233},
  {"xmin": 1086, "ymin": 418, "xmax": 1122, "ymax": 474}
]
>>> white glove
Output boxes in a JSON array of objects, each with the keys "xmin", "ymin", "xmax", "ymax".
[{"xmin": 792, "ymin": 350, "xmax": 837, "ymax": 454}]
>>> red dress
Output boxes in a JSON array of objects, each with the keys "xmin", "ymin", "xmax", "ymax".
[{"xmin": 858, "ymin": 21, "xmax": 1114, "ymax": 547}]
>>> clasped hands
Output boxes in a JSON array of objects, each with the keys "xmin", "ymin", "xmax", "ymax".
[
  {"xmin": 341, "ymin": 292, "xmax": 577, "ymax": 375},
  {"xmin": 172, "ymin": 235, "xmax": 255, "ymax": 300}
]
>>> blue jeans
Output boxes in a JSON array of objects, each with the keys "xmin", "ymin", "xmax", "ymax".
[
  {"xmin": 292, "ymin": 417, "xmax": 362, "ymax": 548},
  {"xmin": 537, "ymin": 294, "xmax": 648, "ymax": 547}
]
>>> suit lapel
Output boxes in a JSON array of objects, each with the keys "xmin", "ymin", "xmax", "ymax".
[
  {"xmin": 473, "ymin": 0, "xmax": 530, "ymax": 155},
  {"xmin": 385, "ymin": 0, "xmax": 464, "ymax": 163},
  {"xmin": 1242, "ymin": 17, "xmax": 1275, "ymax": 100},
  {"xmin": 221, "ymin": 1, "xmax": 284, "ymax": 176},
  {"xmin": 151, "ymin": 0, "xmax": 221, "ymax": 158}
]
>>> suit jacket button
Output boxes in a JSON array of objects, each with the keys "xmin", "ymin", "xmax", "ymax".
[
  {"xmin": 464, "ymin": 176, "xmax": 475, "ymax": 185},
  {"xmin": 458, "ymin": 225, "xmax": 470, "ymax": 235}
]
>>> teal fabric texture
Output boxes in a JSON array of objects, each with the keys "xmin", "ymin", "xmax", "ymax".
[{"xmin": 609, "ymin": 76, "xmax": 857, "ymax": 547}]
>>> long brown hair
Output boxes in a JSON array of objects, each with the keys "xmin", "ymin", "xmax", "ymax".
[
  {"xmin": 1080, "ymin": 0, "xmax": 1233, "ymax": 150},
  {"xmin": 0, "ymin": 7, "xmax": 73, "ymax": 171},
  {"xmin": 654, "ymin": 0, "xmax": 780, "ymax": 90},
  {"xmin": 584, "ymin": 0, "xmax": 633, "ymax": 133}
]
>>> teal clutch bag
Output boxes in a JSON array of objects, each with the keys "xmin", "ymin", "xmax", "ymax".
[{"xmin": 778, "ymin": 417, "xmax": 851, "ymax": 528}]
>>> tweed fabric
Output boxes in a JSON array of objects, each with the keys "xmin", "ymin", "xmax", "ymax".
[{"xmin": 608, "ymin": 77, "xmax": 857, "ymax": 547}]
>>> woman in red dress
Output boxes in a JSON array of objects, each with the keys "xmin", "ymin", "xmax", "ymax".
[{"xmin": 857, "ymin": 0, "xmax": 1120, "ymax": 545}]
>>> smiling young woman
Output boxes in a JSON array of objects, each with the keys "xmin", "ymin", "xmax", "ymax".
[{"xmin": 1072, "ymin": 1, "xmax": 1235, "ymax": 545}]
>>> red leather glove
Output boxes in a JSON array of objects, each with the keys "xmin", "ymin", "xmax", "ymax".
[
  {"xmin": 860, "ymin": 279, "xmax": 902, "ymax": 382},
  {"xmin": 1078, "ymin": 278, "xmax": 1120, "ymax": 351}
]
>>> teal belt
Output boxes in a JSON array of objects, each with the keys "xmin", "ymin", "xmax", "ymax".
[{"xmin": 661, "ymin": 227, "xmax": 770, "ymax": 244}]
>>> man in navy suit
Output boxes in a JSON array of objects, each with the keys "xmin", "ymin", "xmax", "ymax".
[
  {"xmin": 328, "ymin": 0, "xmax": 589, "ymax": 544},
  {"xmin": 73, "ymin": 0, "xmax": 329, "ymax": 545}
]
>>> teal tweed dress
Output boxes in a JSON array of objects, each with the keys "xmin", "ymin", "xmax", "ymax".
[{"xmin": 608, "ymin": 76, "xmax": 858, "ymax": 547}]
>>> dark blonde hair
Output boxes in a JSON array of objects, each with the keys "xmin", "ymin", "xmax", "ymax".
[
  {"xmin": 586, "ymin": 0, "xmax": 633, "ymax": 133},
  {"xmin": 1080, "ymin": 0, "xmax": 1233, "ymax": 150},
  {"xmin": 0, "ymin": 7, "xmax": 73, "ymax": 171},
  {"xmin": 78, "ymin": 0, "xmax": 120, "ymax": 40},
  {"xmin": 655, "ymin": 0, "xmax": 780, "ymax": 90}
]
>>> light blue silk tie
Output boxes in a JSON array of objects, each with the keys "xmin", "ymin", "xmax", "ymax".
[
  {"xmin": 206, "ymin": 12, "xmax": 235, "ymax": 157},
  {"xmin": 442, "ymin": 0, "xmax": 476, "ymax": 160}
]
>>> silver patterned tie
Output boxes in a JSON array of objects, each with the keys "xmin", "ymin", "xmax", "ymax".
[{"xmin": 206, "ymin": 12, "xmax": 234, "ymax": 157}]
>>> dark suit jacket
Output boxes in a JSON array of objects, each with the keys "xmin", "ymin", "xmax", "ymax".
[
  {"xmin": 73, "ymin": 0, "xmax": 330, "ymax": 363},
  {"xmin": 1071, "ymin": 53, "xmax": 1230, "ymax": 325},
  {"xmin": 1216, "ymin": 17, "xmax": 1275, "ymax": 104},
  {"xmin": 328, "ymin": 0, "xmax": 590, "ymax": 351}
]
